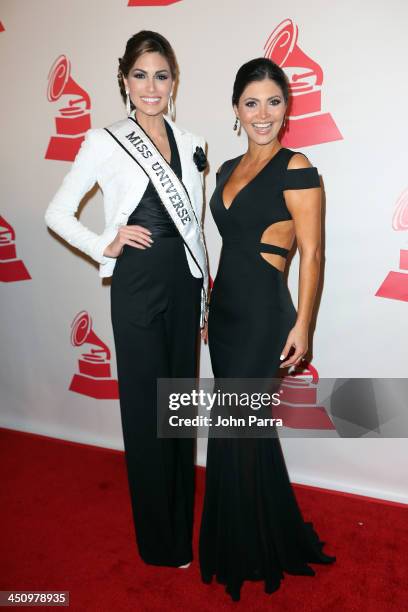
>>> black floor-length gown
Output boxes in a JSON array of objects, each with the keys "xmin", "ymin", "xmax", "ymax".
[{"xmin": 199, "ymin": 148, "xmax": 336, "ymax": 601}]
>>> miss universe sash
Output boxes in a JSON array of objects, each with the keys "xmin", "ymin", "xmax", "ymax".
[{"xmin": 104, "ymin": 117, "xmax": 209, "ymax": 327}]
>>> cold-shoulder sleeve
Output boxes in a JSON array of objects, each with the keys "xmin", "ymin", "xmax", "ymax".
[{"xmin": 283, "ymin": 166, "xmax": 320, "ymax": 190}]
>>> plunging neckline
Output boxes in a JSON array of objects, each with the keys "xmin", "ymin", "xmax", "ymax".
[
  {"xmin": 153, "ymin": 126, "xmax": 172, "ymax": 165},
  {"xmin": 136, "ymin": 116, "xmax": 172, "ymax": 165},
  {"xmin": 221, "ymin": 147, "xmax": 286, "ymax": 212}
]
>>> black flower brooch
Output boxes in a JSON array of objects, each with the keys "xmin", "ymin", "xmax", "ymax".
[{"xmin": 193, "ymin": 146, "xmax": 207, "ymax": 172}]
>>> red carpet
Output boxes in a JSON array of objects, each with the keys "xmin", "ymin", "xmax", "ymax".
[{"xmin": 1, "ymin": 427, "xmax": 407, "ymax": 611}]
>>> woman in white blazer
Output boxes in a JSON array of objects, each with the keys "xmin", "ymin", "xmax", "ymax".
[{"xmin": 45, "ymin": 31, "xmax": 208, "ymax": 569}]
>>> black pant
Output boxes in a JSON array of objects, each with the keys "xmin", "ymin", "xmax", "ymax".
[{"xmin": 110, "ymin": 236, "xmax": 201, "ymax": 566}]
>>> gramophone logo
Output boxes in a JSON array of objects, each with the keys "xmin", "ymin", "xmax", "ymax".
[
  {"xmin": 69, "ymin": 311, "xmax": 119, "ymax": 400},
  {"xmin": 128, "ymin": 1, "xmax": 181, "ymax": 5},
  {"xmin": 264, "ymin": 18, "xmax": 343, "ymax": 148},
  {"xmin": 275, "ymin": 363, "xmax": 335, "ymax": 430},
  {"xmin": 45, "ymin": 55, "xmax": 91, "ymax": 162},
  {"xmin": 0, "ymin": 216, "xmax": 31, "ymax": 282},
  {"xmin": 375, "ymin": 188, "xmax": 408, "ymax": 303}
]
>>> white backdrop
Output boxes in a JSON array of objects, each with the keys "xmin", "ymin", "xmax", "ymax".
[{"xmin": 1, "ymin": 0, "xmax": 407, "ymax": 504}]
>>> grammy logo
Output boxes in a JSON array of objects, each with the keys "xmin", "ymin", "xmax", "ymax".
[
  {"xmin": 45, "ymin": 55, "xmax": 91, "ymax": 162},
  {"xmin": 376, "ymin": 188, "xmax": 408, "ymax": 302},
  {"xmin": 274, "ymin": 363, "xmax": 335, "ymax": 430},
  {"xmin": 69, "ymin": 311, "xmax": 119, "ymax": 399},
  {"xmin": 0, "ymin": 216, "xmax": 31, "ymax": 282},
  {"xmin": 264, "ymin": 18, "xmax": 343, "ymax": 148}
]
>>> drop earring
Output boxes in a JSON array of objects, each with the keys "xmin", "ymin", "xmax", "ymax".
[
  {"xmin": 233, "ymin": 116, "xmax": 240, "ymax": 132},
  {"xmin": 168, "ymin": 94, "xmax": 175, "ymax": 121},
  {"xmin": 126, "ymin": 90, "xmax": 131, "ymax": 116},
  {"xmin": 282, "ymin": 116, "xmax": 287, "ymax": 129}
]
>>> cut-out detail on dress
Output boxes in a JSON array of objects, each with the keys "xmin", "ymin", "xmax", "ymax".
[
  {"xmin": 259, "ymin": 252, "xmax": 286, "ymax": 273},
  {"xmin": 260, "ymin": 219, "xmax": 293, "ymax": 246},
  {"xmin": 259, "ymin": 220, "xmax": 293, "ymax": 271}
]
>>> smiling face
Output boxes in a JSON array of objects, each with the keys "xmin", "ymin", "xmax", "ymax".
[
  {"xmin": 123, "ymin": 51, "xmax": 173, "ymax": 118},
  {"xmin": 234, "ymin": 78, "xmax": 286, "ymax": 147}
]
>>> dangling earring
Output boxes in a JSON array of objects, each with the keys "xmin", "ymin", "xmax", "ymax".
[
  {"xmin": 168, "ymin": 94, "xmax": 175, "ymax": 121},
  {"xmin": 282, "ymin": 116, "xmax": 287, "ymax": 129},
  {"xmin": 125, "ymin": 90, "xmax": 131, "ymax": 116},
  {"xmin": 233, "ymin": 116, "xmax": 240, "ymax": 132}
]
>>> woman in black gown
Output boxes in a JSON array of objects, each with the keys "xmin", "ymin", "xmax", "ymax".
[{"xmin": 199, "ymin": 58, "xmax": 335, "ymax": 601}]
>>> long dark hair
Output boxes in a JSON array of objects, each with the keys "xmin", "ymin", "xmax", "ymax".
[
  {"xmin": 232, "ymin": 58, "xmax": 289, "ymax": 106},
  {"xmin": 117, "ymin": 30, "xmax": 178, "ymax": 105}
]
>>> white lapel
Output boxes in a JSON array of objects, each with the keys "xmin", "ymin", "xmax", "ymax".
[
  {"xmin": 124, "ymin": 112, "xmax": 194, "ymax": 194},
  {"xmin": 109, "ymin": 113, "xmax": 196, "ymax": 223},
  {"xmin": 163, "ymin": 116, "xmax": 195, "ymax": 198}
]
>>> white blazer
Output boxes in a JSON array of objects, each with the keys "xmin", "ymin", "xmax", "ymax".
[{"xmin": 45, "ymin": 114, "xmax": 206, "ymax": 279}]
